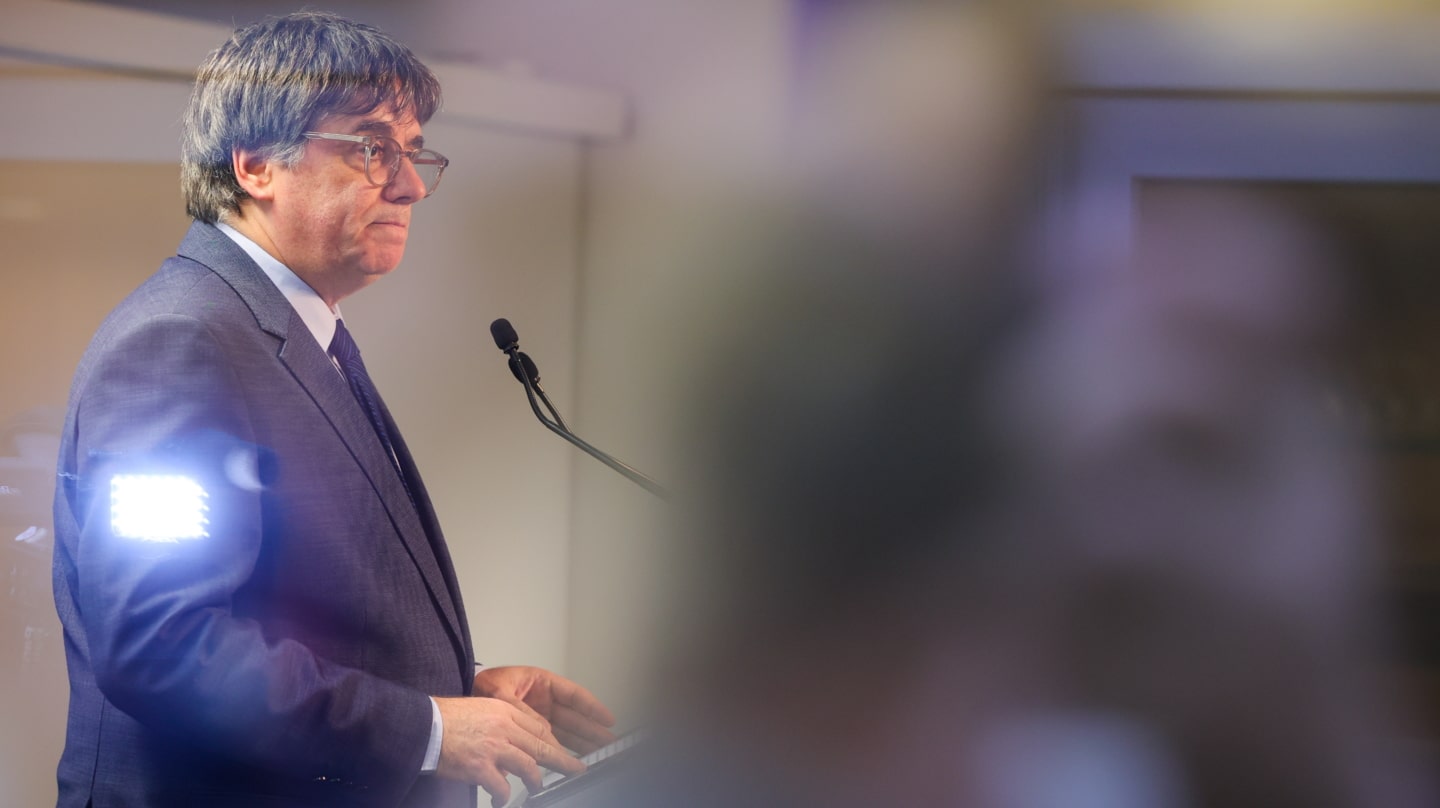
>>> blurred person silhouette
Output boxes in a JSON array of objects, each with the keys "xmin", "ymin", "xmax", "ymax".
[{"xmin": 558, "ymin": 3, "xmax": 1436, "ymax": 807}]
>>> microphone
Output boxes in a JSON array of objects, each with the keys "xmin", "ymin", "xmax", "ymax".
[
  {"xmin": 510, "ymin": 351, "xmax": 567, "ymax": 431},
  {"xmin": 490, "ymin": 318, "xmax": 519, "ymax": 353},
  {"xmin": 509, "ymin": 352, "xmax": 541, "ymax": 388},
  {"xmin": 490, "ymin": 319, "xmax": 567, "ymax": 430},
  {"xmin": 488, "ymin": 317, "xmax": 667, "ymax": 499}
]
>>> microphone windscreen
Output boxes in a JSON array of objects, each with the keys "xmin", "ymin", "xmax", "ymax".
[
  {"xmin": 490, "ymin": 318, "xmax": 519, "ymax": 352},
  {"xmin": 519, "ymin": 352, "xmax": 541, "ymax": 385},
  {"xmin": 507, "ymin": 352, "xmax": 542, "ymax": 386}
]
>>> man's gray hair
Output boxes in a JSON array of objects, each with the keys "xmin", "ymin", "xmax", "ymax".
[{"xmin": 181, "ymin": 11, "xmax": 442, "ymax": 223}]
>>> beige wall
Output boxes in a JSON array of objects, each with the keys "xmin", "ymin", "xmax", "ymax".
[
  {"xmin": 414, "ymin": 0, "xmax": 796, "ymax": 714},
  {"xmin": 0, "ymin": 160, "xmax": 192, "ymax": 416}
]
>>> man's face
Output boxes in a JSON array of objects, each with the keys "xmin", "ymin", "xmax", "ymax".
[{"xmin": 264, "ymin": 105, "xmax": 429, "ymax": 303}]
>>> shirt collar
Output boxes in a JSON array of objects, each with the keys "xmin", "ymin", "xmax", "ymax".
[{"xmin": 215, "ymin": 221, "xmax": 341, "ymax": 351}]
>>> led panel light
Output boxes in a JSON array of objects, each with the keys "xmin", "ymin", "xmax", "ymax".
[{"xmin": 110, "ymin": 474, "xmax": 210, "ymax": 542}]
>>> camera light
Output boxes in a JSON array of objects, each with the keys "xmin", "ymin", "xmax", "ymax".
[{"xmin": 110, "ymin": 474, "xmax": 209, "ymax": 542}]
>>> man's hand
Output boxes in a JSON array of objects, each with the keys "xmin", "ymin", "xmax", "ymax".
[
  {"xmin": 473, "ymin": 666, "xmax": 619, "ymax": 754},
  {"xmin": 433, "ymin": 696, "xmax": 584, "ymax": 808}
]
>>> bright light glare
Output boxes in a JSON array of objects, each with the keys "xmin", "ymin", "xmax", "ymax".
[{"xmin": 110, "ymin": 475, "xmax": 209, "ymax": 542}]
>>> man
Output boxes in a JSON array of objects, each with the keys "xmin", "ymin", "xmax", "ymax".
[{"xmin": 52, "ymin": 12, "xmax": 614, "ymax": 808}]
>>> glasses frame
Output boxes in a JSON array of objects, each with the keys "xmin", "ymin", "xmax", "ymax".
[{"xmin": 302, "ymin": 131, "xmax": 449, "ymax": 197}]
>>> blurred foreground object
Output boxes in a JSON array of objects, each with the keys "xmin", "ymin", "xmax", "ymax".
[{"xmin": 591, "ymin": 2, "xmax": 1439, "ymax": 807}]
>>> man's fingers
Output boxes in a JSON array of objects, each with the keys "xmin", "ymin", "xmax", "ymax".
[
  {"xmin": 554, "ymin": 726, "xmax": 604, "ymax": 756},
  {"xmin": 434, "ymin": 685, "xmax": 606, "ymax": 805},
  {"xmin": 520, "ymin": 715, "xmax": 567, "ymax": 758},
  {"xmin": 548, "ymin": 676, "xmax": 617, "ymax": 726},
  {"xmin": 529, "ymin": 734, "xmax": 586, "ymax": 777},
  {"xmin": 495, "ymin": 742, "xmax": 546, "ymax": 792},
  {"xmin": 550, "ymin": 701, "xmax": 619, "ymax": 751},
  {"xmin": 503, "ymin": 696, "xmax": 551, "ymax": 737},
  {"xmin": 501, "ymin": 707, "xmax": 582, "ymax": 778},
  {"xmin": 473, "ymin": 764, "xmax": 511, "ymax": 808},
  {"xmin": 435, "ymin": 696, "xmax": 575, "ymax": 795}
]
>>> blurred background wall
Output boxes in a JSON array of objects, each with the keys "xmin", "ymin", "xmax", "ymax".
[{"xmin": 4, "ymin": 1, "xmax": 1440, "ymax": 804}]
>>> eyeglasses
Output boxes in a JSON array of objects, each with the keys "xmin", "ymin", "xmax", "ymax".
[{"xmin": 302, "ymin": 132, "xmax": 449, "ymax": 197}]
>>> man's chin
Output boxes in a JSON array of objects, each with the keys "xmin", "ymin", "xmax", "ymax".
[{"xmin": 362, "ymin": 250, "xmax": 406, "ymax": 278}]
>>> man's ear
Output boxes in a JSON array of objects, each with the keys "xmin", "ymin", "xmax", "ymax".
[{"xmin": 232, "ymin": 147, "xmax": 278, "ymax": 202}]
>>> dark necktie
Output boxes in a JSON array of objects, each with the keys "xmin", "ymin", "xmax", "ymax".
[
  {"xmin": 329, "ymin": 318, "xmax": 405, "ymax": 478},
  {"xmin": 331, "ymin": 323, "xmax": 468, "ymax": 669}
]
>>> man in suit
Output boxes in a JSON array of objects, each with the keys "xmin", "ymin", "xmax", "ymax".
[{"xmin": 52, "ymin": 12, "xmax": 615, "ymax": 808}]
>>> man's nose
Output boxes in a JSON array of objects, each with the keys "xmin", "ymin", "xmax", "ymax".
[{"xmin": 383, "ymin": 156, "xmax": 426, "ymax": 204}]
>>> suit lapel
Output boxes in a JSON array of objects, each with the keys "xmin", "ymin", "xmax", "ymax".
[
  {"xmin": 276, "ymin": 324, "xmax": 470, "ymax": 658},
  {"xmin": 377, "ymin": 400, "xmax": 475, "ymax": 671},
  {"xmin": 175, "ymin": 222, "xmax": 470, "ymax": 662}
]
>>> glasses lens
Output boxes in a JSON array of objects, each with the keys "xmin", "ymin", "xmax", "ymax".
[
  {"xmin": 411, "ymin": 150, "xmax": 447, "ymax": 196},
  {"xmin": 362, "ymin": 136, "xmax": 446, "ymax": 196},
  {"xmin": 364, "ymin": 137, "xmax": 401, "ymax": 186}
]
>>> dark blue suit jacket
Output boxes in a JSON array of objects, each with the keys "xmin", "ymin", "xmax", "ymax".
[{"xmin": 52, "ymin": 222, "xmax": 476, "ymax": 807}]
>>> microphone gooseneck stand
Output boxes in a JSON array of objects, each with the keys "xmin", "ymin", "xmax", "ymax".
[{"xmin": 492, "ymin": 321, "xmax": 669, "ymax": 501}]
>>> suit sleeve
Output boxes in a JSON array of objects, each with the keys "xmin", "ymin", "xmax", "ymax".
[{"xmin": 69, "ymin": 312, "xmax": 432, "ymax": 800}]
